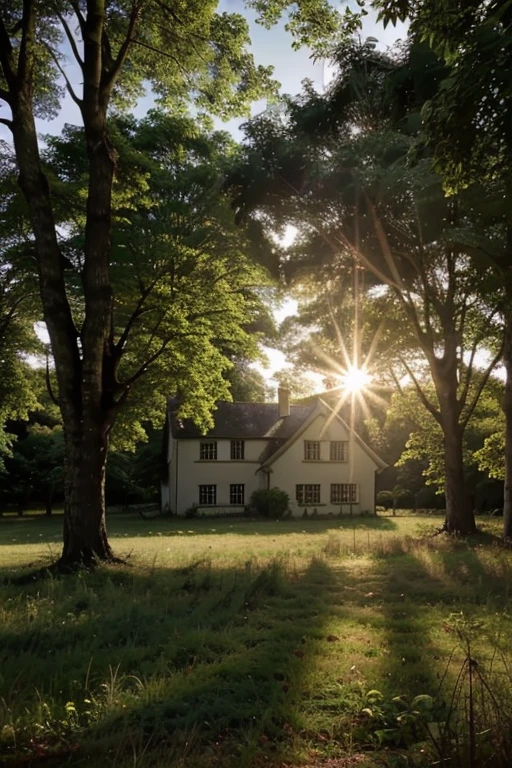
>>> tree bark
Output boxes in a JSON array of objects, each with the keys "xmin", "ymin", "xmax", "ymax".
[
  {"xmin": 503, "ymin": 306, "xmax": 512, "ymax": 538},
  {"xmin": 443, "ymin": 423, "xmax": 474, "ymax": 533},
  {"xmin": 60, "ymin": 419, "xmax": 114, "ymax": 566}
]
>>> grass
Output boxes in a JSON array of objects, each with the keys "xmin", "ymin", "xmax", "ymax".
[{"xmin": 1, "ymin": 513, "xmax": 512, "ymax": 767}]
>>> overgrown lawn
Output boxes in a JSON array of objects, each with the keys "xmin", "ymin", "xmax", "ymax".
[{"xmin": 1, "ymin": 514, "xmax": 511, "ymax": 767}]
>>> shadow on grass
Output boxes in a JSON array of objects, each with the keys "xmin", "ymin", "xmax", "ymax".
[
  {"xmin": 0, "ymin": 513, "xmax": 399, "ymax": 548},
  {"xmin": 0, "ymin": 557, "xmax": 346, "ymax": 767}
]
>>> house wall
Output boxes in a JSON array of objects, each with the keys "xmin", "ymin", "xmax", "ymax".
[
  {"xmin": 269, "ymin": 414, "xmax": 378, "ymax": 515},
  {"xmin": 170, "ymin": 438, "xmax": 268, "ymax": 515}
]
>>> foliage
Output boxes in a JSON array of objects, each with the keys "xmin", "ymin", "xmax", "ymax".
[
  {"xmin": 0, "ymin": 0, "xmax": 351, "ymax": 561},
  {"xmin": 249, "ymin": 487, "xmax": 290, "ymax": 518},
  {"xmin": 232, "ymin": 38, "xmax": 503, "ymax": 532}
]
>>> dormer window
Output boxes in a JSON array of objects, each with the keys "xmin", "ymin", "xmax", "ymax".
[
  {"xmin": 304, "ymin": 440, "xmax": 320, "ymax": 460},
  {"xmin": 200, "ymin": 441, "xmax": 217, "ymax": 460}
]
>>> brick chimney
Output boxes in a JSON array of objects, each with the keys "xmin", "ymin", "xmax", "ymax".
[{"xmin": 278, "ymin": 386, "xmax": 290, "ymax": 418}]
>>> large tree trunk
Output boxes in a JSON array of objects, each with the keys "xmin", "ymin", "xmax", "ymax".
[
  {"xmin": 432, "ymin": 352, "xmax": 476, "ymax": 535},
  {"xmin": 60, "ymin": 420, "xmax": 114, "ymax": 566},
  {"xmin": 9, "ymin": 52, "xmax": 117, "ymax": 569},
  {"xmin": 443, "ymin": 422, "xmax": 475, "ymax": 534},
  {"xmin": 503, "ymin": 306, "xmax": 512, "ymax": 539}
]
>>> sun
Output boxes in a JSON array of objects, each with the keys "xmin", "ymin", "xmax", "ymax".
[{"xmin": 340, "ymin": 365, "xmax": 373, "ymax": 394}]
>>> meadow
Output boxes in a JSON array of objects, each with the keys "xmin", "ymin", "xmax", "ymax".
[{"xmin": 1, "ymin": 513, "xmax": 512, "ymax": 767}]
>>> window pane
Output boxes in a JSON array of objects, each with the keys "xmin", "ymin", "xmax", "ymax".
[
  {"xmin": 230, "ymin": 440, "xmax": 245, "ymax": 460},
  {"xmin": 304, "ymin": 441, "xmax": 320, "ymax": 460},
  {"xmin": 330, "ymin": 441, "xmax": 348, "ymax": 461},
  {"xmin": 199, "ymin": 485, "xmax": 216, "ymax": 505},
  {"xmin": 230, "ymin": 484, "xmax": 244, "ymax": 505},
  {"xmin": 331, "ymin": 484, "xmax": 357, "ymax": 503},
  {"xmin": 297, "ymin": 485, "xmax": 320, "ymax": 504},
  {"xmin": 200, "ymin": 441, "xmax": 217, "ymax": 460}
]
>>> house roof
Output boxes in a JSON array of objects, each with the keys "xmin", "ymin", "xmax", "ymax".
[
  {"xmin": 168, "ymin": 399, "xmax": 315, "ymax": 442},
  {"xmin": 167, "ymin": 397, "xmax": 387, "ymax": 470}
]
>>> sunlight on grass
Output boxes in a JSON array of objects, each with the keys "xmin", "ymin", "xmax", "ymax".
[{"xmin": 1, "ymin": 514, "xmax": 511, "ymax": 767}]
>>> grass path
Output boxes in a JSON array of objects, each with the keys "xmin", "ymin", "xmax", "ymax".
[{"xmin": 1, "ymin": 514, "xmax": 512, "ymax": 767}]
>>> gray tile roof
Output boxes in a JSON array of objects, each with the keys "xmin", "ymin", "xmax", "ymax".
[{"xmin": 169, "ymin": 399, "xmax": 315, "ymax": 462}]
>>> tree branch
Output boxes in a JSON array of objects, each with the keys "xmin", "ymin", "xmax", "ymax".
[
  {"xmin": 101, "ymin": 2, "xmax": 140, "ymax": 98},
  {"xmin": 399, "ymin": 357, "xmax": 442, "ymax": 424},
  {"xmin": 0, "ymin": 12, "xmax": 16, "ymax": 88},
  {"xmin": 0, "ymin": 117, "xmax": 12, "ymax": 129},
  {"xmin": 17, "ymin": 0, "xmax": 37, "ymax": 87},
  {"xmin": 461, "ymin": 341, "xmax": 505, "ymax": 431},
  {"xmin": 43, "ymin": 43, "xmax": 82, "ymax": 106},
  {"xmin": 114, "ymin": 282, "xmax": 157, "ymax": 354},
  {"xmin": 458, "ymin": 305, "xmax": 501, "ymax": 408},
  {"xmin": 56, "ymin": 11, "xmax": 84, "ymax": 70}
]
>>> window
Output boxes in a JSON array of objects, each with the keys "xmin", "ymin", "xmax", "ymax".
[
  {"xmin": 200, "ymin": 441, "xmax": 217, "ymax": 460},
  {"xmin": 330, "ymin": 441, "xmax": 348, "ymax": 461},
  {"xmin": 296, "ymin": 484, "xmax": 321, "ymax": 504},
  {"xmin": 230, "ymin": 484, "xmax": 245, "ymax": 505},
  {"xmin": 331, "ymin": 484, "xmax": 358, "ymax": 504},
  {"xmin": 199, "ymin": 485, "xmax": 216, "ymax": 505},
  {"xmin": 230, "ymin": 439, "xmax": 245, "ymax": 460},
  {"xmin": 304, "ymin": 441, "xmax": 320, "ymax": 460}
]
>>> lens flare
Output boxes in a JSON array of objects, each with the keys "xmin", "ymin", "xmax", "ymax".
[{"xmin": 340, "ymin": 365, "xmax": 373, "ymax": 394}]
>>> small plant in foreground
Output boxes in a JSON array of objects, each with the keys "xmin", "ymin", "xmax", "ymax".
[{"xmin": 428, "ymin": 614, "xmax": 512, "ymax": 768}]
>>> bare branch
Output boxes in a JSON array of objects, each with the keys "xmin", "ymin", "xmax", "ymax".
[
  {"xmin": 114, "ymin": 282, "xmax": 158, "ymax": 354},
  {"xmin": 399, "ymin": 357, "xmax": 442, "ymax": 424},
  {"xmin": 68, "ymin": 0, "xmax": 86, "ymax": 34},
  {"xmin": 43, "ymin": 43, "xmax": 82, "ymax": 106},
  {"xmin": 0, "ymin": 116, "xmax": 12, "ymax": 129},
  {"xmin": 461, "ymin": 341, "xmax": 504, "ymax": 431},
  {"xmin": 458, "ymin": 305, "xmax": 501, "ymax": 408},
  {"xmin": 56, "ymin": 11, "xmax": 84, "ymax": 69}
]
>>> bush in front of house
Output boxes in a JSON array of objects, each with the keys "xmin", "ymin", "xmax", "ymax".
[{"xmin": 249, "ymin": 488, "xmax": 290, "ymax": 518}]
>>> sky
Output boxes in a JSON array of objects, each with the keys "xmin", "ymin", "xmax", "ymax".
[{"xmin": 13, "ymin": 2, "xmax": 407, "ymax": 392}]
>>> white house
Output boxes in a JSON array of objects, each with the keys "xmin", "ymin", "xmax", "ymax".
[{"xmin": 161, "ymin": 388, "xmax": 387, "ymax": 516}]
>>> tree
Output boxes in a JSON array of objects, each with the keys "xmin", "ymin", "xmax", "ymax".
[
  {"xmin": 0, "ymin": 0, "xmax": 348, "ymax": 567},
  {"xmin": 232, "ymin": 41, "xmax": 502, "ymax": 533},
  {"xmin": 0, "ymin": 142, "xmax": 40, "ymax": 464},
  {"xmin": 368, "ymin": 0, "xmax": 512, "ymax": 534}
]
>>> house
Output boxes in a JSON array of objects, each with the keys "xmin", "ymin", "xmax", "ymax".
[{"xmin": 161, "ymin": 388, "xmax": 387, "ymax": 516}]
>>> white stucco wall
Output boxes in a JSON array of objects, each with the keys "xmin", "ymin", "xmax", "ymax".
[
  {"xmin": 269, "ymin": 414, "xmax": 378, "ymax": 515},
  {"xmin": 168, "ymin": 406, "xmax": 382, "ymax": 516},
  {"xmin": 169, "ymin": 438, "xmax": 267, "ymax": 514}
]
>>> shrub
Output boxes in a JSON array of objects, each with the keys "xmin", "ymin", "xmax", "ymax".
[
  {"xmin": 376, "ymin": 490, "xmax": 393, "ymax": 510},
  {"xmin": 249, "ymin": 488, "xmax": 289, "ymax": 518}
]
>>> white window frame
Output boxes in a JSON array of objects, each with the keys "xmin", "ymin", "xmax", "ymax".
[
  {"xmin": 296, "ymin": 484, "xmax": 321, "ymax": 504},
  {"xmin": 199, "ymin": 485, "xmax": 217, "ymax": 505},
  {"xmin": 230, "ymin": 484, "xmax": 245, "ymax": 505},
  {"xmin": 200, "ymin": 441, "xmax": 217, "ymax": 460},
  {"xmin": 331, "ymin": 483, "xmax": 358, "ymax": 504},
  {"xmin": 304, "ymin": 441, "xmax": 320, "ymax": 461},
  {"xmin": 330, "ymin": 440, "xmax": 348, "ymax": 461},
  {"xmin": 230, "ymin": 439, "xmax": 245, "ymax": 460}
]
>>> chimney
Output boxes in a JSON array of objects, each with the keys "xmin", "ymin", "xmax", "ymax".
[{"xmin": 278, "ymin": 386, "xmax": 290, "ymax": 418}]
